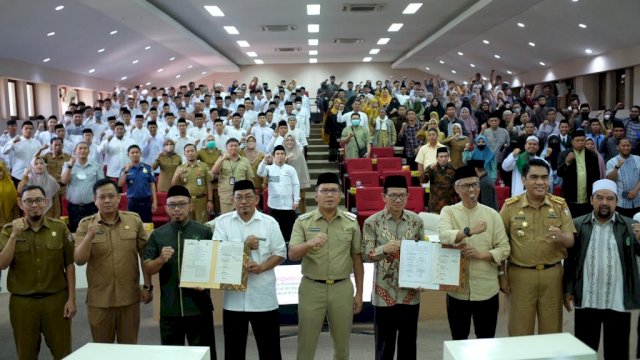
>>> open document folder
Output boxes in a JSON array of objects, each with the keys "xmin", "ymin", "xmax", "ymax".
[
  {"xmin": 398, "ymin": 237, "xmax": 467, "ymax": 292},
  {"xmin": 179, "ymin": 239, "xmax": 250, "ymax": 291}
]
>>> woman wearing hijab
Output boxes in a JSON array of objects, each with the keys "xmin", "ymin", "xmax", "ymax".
[
  {"xmin": 324, "ymin": 99, "xmax": 344, "ymax": 162},
  {"xmin": 17, "ymin": 157, "xmax": 60, "ymax": 217},
  {"xmin": 442, "ymin": 123, "xmax": 469, "ymax": 169},
  {"xmin": 427, "ymin": 114, "xmax": 446, "ymax": 143},
  {"xmin": 425, "ymin": 98, "xmax": 445, "ymax": 119},
  {"xmin": 284, "ymin": 132, "xmax": 311, "ymax": 213},
  {"xmin": 0, "ymin": 161, "xmax": 19, "ymax": 226},
  {"xmin": 463, "ymin": 135, "xmax": 496, "ymax": 181},
  {"xmin": 376, "ymin": 88, "xmax": 392, "ymax": 108},
  {"xmin": 240, "ymin": 134, "xmax": 266, "ymax": 190},
  {"xmin": 585, "ymin": 137, "xmax": 606, "ymax": 179},
  {"xmin": 459, "ymin": 107, "xmax": 478, "ymax": 142},
  {"xmin": 152, "ymin": 139, "xmax": 182, "ymax": 192}
]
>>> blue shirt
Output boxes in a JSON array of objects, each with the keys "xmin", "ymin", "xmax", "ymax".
[{"xmin": 124, "ymin": 163, "xmax": 155, "ymax": 199}]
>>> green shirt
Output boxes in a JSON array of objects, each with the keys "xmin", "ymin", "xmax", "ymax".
[
  {"xmin": 341, "ymin": 125, "xmax": 371, "ymax": 159},
  {"xmin": 575, "ymin": 150, "xmax": 587, "ymax": 203},
  {"xmin": 143, "ymin": 220, "xmax": 213, "ymax": 317},
  {"xmin": 0, "ymin": 217, "xmax": 74, "ymax": 296}
]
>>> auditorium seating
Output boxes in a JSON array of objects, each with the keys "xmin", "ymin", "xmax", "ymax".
[
  {"xmin": 152, "ymin": 192, "xmax": 169, "ymax": 226},
  {"xmin": 370, "ymin": 147, "xmax": 394, "ymax": 158},
  {"xmin": 355, "ymin": 187, "xmax": 385, "ymax": 228}
]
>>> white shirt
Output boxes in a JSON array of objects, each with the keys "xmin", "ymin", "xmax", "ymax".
[
  {"xmin": 257, "ymin": 162, "xmax": 300, "ymax": 209},
  {"xmin": 339, "ymin": 111, "xmax": 369, "ymax": 128},
  {"xmin": 188, "ymin": 126, "xmax": 210, "ymax": 145},
  {"xmin": 225, "ymin": 126, "xmax": 247, "ymax": 146},
  {"xmin": 87, "ymin": 143, "xmax": 101, "ymax": 165},
  {"xmin": 130, "ymin": 126, "xmax": 150, "ymax": 145},
  {"xmin": 2, "ymin": 137, "xmax": 41, "ymax": 179},
  {"xmin": 243, "ymin": 110, "xmax": 258, "ymax": 128},
  {"xmin": 142, "ymin": 134, "xmax": 164, "ymax": 170},
  {"xmin": 501, "ymin": 153, "xmax": 553, "ymax": 196},
  {"xmin": 293, "ymin": 108, "xmax": 310, "ymax": 138},
  {"xmin": 213, "ymin": 210, "xmax": 286, "ymax": 312},
  {"xmin": 97, "ymin": 136, "xmax": 136, "ymax": 177},
  {"xmin": 289, "ymin": 128, "xmax": 308, "ymax": 147},
  {"xmin": 251, "ymin": 125, "xmax": 274, "ymax": 153},
  {"xmin": 212, "ymin": 133, "xmax": 228, "ymax": 152},
  {"xmin": 36, "ymin": 131, "xmax": 56, "ymax": 146},
  {"xmin": 174, "ymin": 135, "xmax": 196, "ymax": 163}
]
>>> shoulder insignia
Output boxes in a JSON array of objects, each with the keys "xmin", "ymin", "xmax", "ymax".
[
  {"xmin": 122, "ymin": 211, "xmax": 142, "ymax": 219},
  {"xmin": 504, "ymin": 195, "xmax": 521, "ymax": 206},
  {"xmin": 298, "ymin": 212, "xmax": 313, "ymax": 220},
  {"xmin": 79, "ymin": 215, "xmax": 95, "ymax": 223},
  {"xmin": 342, "ymin": 211, "xmax": 357, "ymax": 221},
  {"xmin": 549, "ymin": 195, "xmax": 566, "ymax": 205}
]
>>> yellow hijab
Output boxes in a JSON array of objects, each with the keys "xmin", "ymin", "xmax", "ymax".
[{"xmin": 0, "ymin": 161, "xmax": 17, "ymax": 221}]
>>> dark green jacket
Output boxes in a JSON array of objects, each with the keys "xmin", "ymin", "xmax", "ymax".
[{"xmin": 144, "ymin": 220, "xmax": 213, "ymax": 317}]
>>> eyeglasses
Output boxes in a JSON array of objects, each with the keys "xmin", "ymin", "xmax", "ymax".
[
  {"xmin": 458, "ymin": 183, "xmax": 480, "ymax": 191},
  {"xmin": 233, "ymin": 194, "xmax": 256, "ymax": 202},
  {"xmin": 23, "ymin": 197, "xmax": 45, "ymax": 206},
  {"xmin": 318, "ymin": 188, "xmax": 341, "ymax": 196},
  {"xmin": 386, "ymin": 193, "xmax": 408, "ymax": 201},
  {"xmin": 97, "ymin": 194, "xmax": 118, "ymax": 201},
  {"xmin": 167, "ymin": 202, "xmax": 190, "ymax": 210}
]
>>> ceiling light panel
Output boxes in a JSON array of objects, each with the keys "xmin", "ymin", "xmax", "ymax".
[
  {"xmin": 254, "ymin": 59, "xmax": 264, "ymax": 64},
  {"xmin": 309, "ymin": 50, "xmax": 318, "ymax": 55},
  {"xmin": 237, "ymin": 40, "xmax": 250, "ymax": 47},
  {"xmin": 308, "ymin": 24, "xmax": 319, "ymax": 33},
  {"xmin": 402, "ymin": 3, "xmax": 423, "ymax": 14},
  {"xmin": 377, "ymin": 38, "xmax": 390, "ymax": 45},
  {"xmin": 369, "ymin": 48, "xmax": 380, "ymax": 54},
  {"xmin": 363, "ymin": 57, "xmax": 372, "ymax": 62},
  {"xmin": 223, "ymin": 26, "xmax": 239, "ymax": 35},
  {"xmin": 308, "ymin": 39, "xmax": 318, "ymax": 46},
  {"xmin": 204, "ymin": 5, "xmax": 225, "ymax": 17},
  {"xmin": 307, "ymin": 4, "xmax": 321, "ymax": 15},
  {"xmin": 246, "ymin": 51, "xmax": 257, "ymax": 57},
  {"xmin": 387, "ymin": 23, "xmax": 403, "ymax": 32},
  {"xmin": 309, "ymin": 58, "xmax": 317, "ymax": 63}
]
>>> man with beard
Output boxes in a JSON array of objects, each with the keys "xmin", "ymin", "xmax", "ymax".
[
  {"xmin": 606, "ymin": 138, "xmax": 640, "ymax": 218},
  {"xmin": 564, "ymin": 179, "xmax": 640, "ymax": 359},
  {"xmin": 502, "ymin": 136, "xmax": 551, "ymax": 196}
]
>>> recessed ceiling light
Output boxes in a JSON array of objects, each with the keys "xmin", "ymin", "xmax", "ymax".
[
  {"xmin": 402, "ymin": 3, "xmax": 423, "ymax": 14},
  {"xmin": 246, "ymin": 51, "xmax": 257, "ymax": 57},
  {"xmin": 202, "ymin": 71, "xmax": 207, "ymax": 75},
  {"xmin": 47, "ymin": 32, "xmax": 55, "ymax": 37},
  {"xmin": 223, "ymin": 26, "xmax": 239, "ymax": 35},
  {"xmin": 169, "ymin": 57, "xmax": 175, "ymax": 61},
  {"xmin": 579, "ymin": 23, "xmax": 587, "ymax": 28},
  {"xmin": 308, "ymin": 24, "xmax": 319, "ymax": 33},
  {"xmin": 517, "ymin": 22, "xmax": 525, "ymax": 28},
  {"xmin": 237, "ymin": 40, "xmax": 250, "ymax": 47},
  {"xmin": 55, "ymin": 5, "xmax": 64, "ymax": 11},
  {"xmin": 132, "ymin": 59, "xmax": 139, "ymax": 64},
  {"xmin": 363, "ymin": 57, "xmax": 372, "ymax": 62},
  {"xmin": 369, "ymin": 48, "xmax": 380, "ymax": 55},
  {"xmin": 145, "ymin": 82, "xmax": 151, "ymax": 86},
  {"xmin": 308, "ymin": 39, "xmax": 318, "ymax": 46},
  {"xmin": 204, "ymin": 5, "xmax": 225, "ymax": 17},
  {"xmin": 110, "ymin": 30, "xmax": 118, "ymax": 35},
  {"xmin": 451, "ymin": 70, "xmax": 457, "ymax": 74},
  {"xmin": 388, "ymin": 23, "xmax": 403, "ymax": 32},
  {"xmin": 176, "ymin": 75, "xmax": 181, "ymax": 79},
  {"xmin": 458, "ymin": 51, "xmax": 464, "ymax": 56},
  {"xmin": 307, "ymin": 4, "xmax": 321, "ymax": 15},
  {"xmin": 42, "ymin": 58, "xmax": 50, "ymax": 62},
  {"xmin": 585, "ymin": 48, "xmax": 593, "ymax": 54},
  {"xmin": 157, "ymin": 68, "xmax": 163, "ymax": 72},
  {"xmin": 572, "ymin": 0, "xmax": 579, "ymax": 2},
  {"xmin": 309, "ymin": 50, "xmax": 318, "ymax": 55},
  {"xmin": 494, "ymin": 54, "xmax": 501, "ymax": 59},
  {"xmin": 98, "ymin": 48, "xmax": 105, "ymax": 53},
  {"xmin": 121, "ymin": 76, "xmax": 127, "ymax": 80},
  {"xmin": 539, "ymin": 61, "xmax": 546, "ymax": 66},
  {"xmin": 425, "ymin": 67, "xmax": 430, "ymax": 70},
  {"xmin": 529, "ymin": 42, "xmax": 536, "ymax": 47},
  {"xmin": 507, "ymin": 70, "xmax": 513, "ymax": 74},
  {"xmin": 89, "ymin": 69, "xmax": 95, "ymax": 73},
  {"xmin": 439, "ymin": 60, "xmax": 445, "ymax": 64},
  {"xmin": 470, "ymin": 64, "xmax": 475, "ymax": 68},
  {"xmin": 309, "ymin": 58, "xmax": 317, "ymax": 64},
  {"xmin": 187, "ymin": 65, "xmax": 193, "ymax": 69},
  {"xmin": 145, "ymin": 46, "xmax": 151, "ymax": 50},
  {"xmin": 483, "ymin": 39, "xmax": 490, "ymax": 44},
  {"xmin": 377, "ymin": 38, "xmax": 390, "ymax": 45},
  {"xmin": 254, "ymin": 59, "xmax": 264, "ymax": 64}
]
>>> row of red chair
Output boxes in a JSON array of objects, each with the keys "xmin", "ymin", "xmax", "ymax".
[
  {"xmin": 355, "ymin": 187, "xmax": 425, "ymax": 228},
  {"xmin": 346, "ymin": 157, "xmax": 402, "ymax": 174}
]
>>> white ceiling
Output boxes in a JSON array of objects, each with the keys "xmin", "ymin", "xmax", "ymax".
[{"xmin": 1, "ymin": 0, "xmax": 639, "ymax": 87}]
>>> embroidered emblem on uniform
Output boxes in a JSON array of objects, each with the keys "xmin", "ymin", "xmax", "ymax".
[
  {"xmin": 51, "ymin": 231, "xmax": 57, "ymax": 237},
  {"xmin": 125, "ymin": 225, "xmax": 130, "ymax": 230}
]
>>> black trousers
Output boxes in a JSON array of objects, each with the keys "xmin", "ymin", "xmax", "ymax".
[
  {"xmin": 128, "ymin": 197, "xmax": 152, "ymax": 223},
  {"xmin": 373, "ymin": 304, "xmax": 420, "ymax": 360},
  {"xmin": 574, "ymin": 308, "xmax": 630, "ymax": 360},
  {"xmin": 446, "ymin": 294, "xmax": 499, "ymax": 340},
  {"xmin": 269, "ymin": 208, "xmax": 297, "ymax": 243},
  {"xmin": 223, "ymin": 309, "xmax": 281, "ymax": 360},
  {"xmin": 160, "ymin": 313, "xmax": 217, "ymax": 360},
  {"xmin": 403, "ymin": 156, "xmax": 417, "ymax": 170},
  {"xmin": 68, "ymin": 202, "xmax": 98, "ymax": 232}
]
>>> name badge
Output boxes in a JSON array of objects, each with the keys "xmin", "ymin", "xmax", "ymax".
[
  {"xmin": 143, "ymin": 168, "xmax": 148, "ymax": 174},
  {"xmin": 16, "ymin": 238, "xmax": 26, "ymax": 243},
  {"xmin": 229, "ymin": 176, "xmax": 235, "ymax": 185},
  {"xmin": 197, "ymin": 178, "xmax": 203, "ymax": 186},
  {"xmin": 514, "ymin": 216, "xmax": 526, "ymax": 220},
  {"xmin": 309, "ymin": 227, "xmax": 321, "ymax": 233}
]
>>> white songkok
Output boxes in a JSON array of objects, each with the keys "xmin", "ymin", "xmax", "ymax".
[
  {"xmin": 592, "ymin": 179, "xmax": 617, "ymax": 195},
  {"xmin": 526, "ymin": 135, "xmax": 539, "ymax": 143}
]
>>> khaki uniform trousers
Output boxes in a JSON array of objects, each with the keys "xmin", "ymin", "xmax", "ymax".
[
  {"xmin": 508, "ymin": 264, "xmax": 563, "ymax": 336},
  {"xmin": 298, "ymin": 190, "xmax": 306, "ymax": 214},
  {"xmin": 88, "ymin": 302, "xmax": 140, "ymax": 344},
  {"xmin": 191, "ymin": 197, "xmax": 208, "ymax": 223},
  {"xmin": 297, "ymin": 277, "xmax": 354, "ymax": 360},
  {"xmin": 9, "ymin": 290, "xmax": 71, "ymax": 360}
]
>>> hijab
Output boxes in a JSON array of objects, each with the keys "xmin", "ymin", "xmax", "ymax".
[
  {"xmin": 283, "ymin": 132, "xmax": 311, "ymax": 189},
  {"xmin": 469, "ymin": 135, "xmax": 495, "ymax": 174},
  {"xmin": 545, "ymin": 134, "xmax": 561, "ymax": 171},
  {"xmin": 27, "ymin": 157, "xmax": 60, "ymax": 213},
  {"xmin": 0, "ymin": 161, "xmax": 17, "ymax": 221}
]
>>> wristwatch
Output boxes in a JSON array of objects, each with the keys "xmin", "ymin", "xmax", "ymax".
[
  {"xmin": 142, "ymin": 284, "xmax": 153, "ymax": 291},
  {"xmin": 463, "ymin": 227, "xmax": 472, "ymax": 237}
]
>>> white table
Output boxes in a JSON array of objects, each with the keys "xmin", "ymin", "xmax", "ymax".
[
  {"xmin": 443, "ymin": 333, "xmax": 596, "ymax": 360},
  {"xmin": 65, "ymin": 343, "xmax": 210, "ymax": 360}
]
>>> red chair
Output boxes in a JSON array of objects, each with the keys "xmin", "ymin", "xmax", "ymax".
[
  {"xmin": 376, "ymin": 157, "xmax": 402, "ymax": 173},
  {"xmin": 496, "ymin": 186, "xmax": 510, "ymax": 210},
  {"xmin": 346, "ymin": 171, "xmax": 380, "ymax": 209},
  {"xmin": 346, "ymin": 158, "xmax": 373, "ymax": 173},
  {"xmin": 61, "ymin": 196, "xmax": 69, "ymax": 216},
  {"xmin": 262, "ymin": 188, "xmax": 269, "ymax": 214},
  {"xmin": 370, "ymin": 147, "xmax": 394, "ymax": 158},
  {"xmin": 405, "ymin": 187, "xmax": 425, "ymax": 213},
  {"xmin": 118, "ymin": 193, "xmax": 128, "ymax": 211},
  {"xmin": 355, "ymin": 187, "xmax": 385, "ymax": 228},
  {"xmin": 380, "ymin": 170, "xmax": 412, "ymax": 188},
  {"xmin": 152, "ymin": 192, "xmax": 170, "ymax": 226}
]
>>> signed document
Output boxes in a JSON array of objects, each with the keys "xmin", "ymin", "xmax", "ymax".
[
  {"xmin": 213, "ymin": 241, "xmax": 245, "ymax": 285},
  {"xmin": 398, "ymin": 240, "xmax": 464, "ymax": 291},
  {"xmin": 180, "ymin": 239, "xmax": 249, "ymax": 290},
  {"xmin": 181, "ymin": 239, "xmax": 214, "ymax": 284}
]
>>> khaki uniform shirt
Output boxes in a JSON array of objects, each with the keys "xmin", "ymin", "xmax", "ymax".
[
  {"xmin": 76, "ymin": 211, "xmax": 147, "ymax": 308},
  {"xmin": 290, "ymin": 209, "xmax": 361, "ymax": 280},
  {"xmin": 43, "ymin": 152, "xmax": 71, "ymax": 192},
  {"xmin": 0, "ymin": 217, "xmax": 74, "ymax": 295},
  {"xmin": 197, "ymin": 148, "xmax": 220, "ymax": 189},
  {"xmin": 177, "ymin": 161, "xmax": 212, "ymax": 199},
  {"xmin": 218, "ymin": 157, "xmax": 254, "ymax": 202},
  {"xmin": 500, "ymin": 194, "xmax": 576, "ymax": 267},
  {"xmin": 153, "ymin": 154, "xmax": 181, "ymax": 192}
]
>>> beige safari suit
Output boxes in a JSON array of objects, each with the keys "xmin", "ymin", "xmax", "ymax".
[{"xmin": 176, "ymin": 161, "xmax": 212, "ymax": 223}]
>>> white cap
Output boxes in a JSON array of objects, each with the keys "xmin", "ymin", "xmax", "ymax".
[
  {"xmin": 592, "ymin": 179, "xmax": 617, "ymax": 195},
  {"xmin": 526, "ymin": 135, "xmax": 539, "ymax": 143}
]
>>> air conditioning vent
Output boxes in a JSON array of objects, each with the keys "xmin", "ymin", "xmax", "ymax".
[
  {"xmin": 341, "ymin": 3, "xmax": 384, "ymax": 12},
  {"xmin": 333, "ymin": 38, "xmax": 364, "ymax": 44},
  {"xmin": 274, "ymin": 47, "xmax": 302, "ymax": 52},
  {"xmin": 261, "ymin": 25, "xmax": 297, "ymax": 32}
]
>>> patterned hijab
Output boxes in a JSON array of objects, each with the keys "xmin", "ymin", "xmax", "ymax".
[
  {"xmin": 0, "ymin": 161, "xmax": 17, "ymax": 221},
  {"xmin": 27, "ymin": 157, "xmax": 60, "ymax": 213}
]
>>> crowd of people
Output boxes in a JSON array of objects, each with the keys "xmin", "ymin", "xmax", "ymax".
[{"xmin": 0, "ymin": 72, "xmax": 639, "ymax": 360}]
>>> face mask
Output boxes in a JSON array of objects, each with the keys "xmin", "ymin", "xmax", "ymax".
[
  {"xmin": 513, "ymin": 108, "xmax": 521, "ymax": 114},
  {"xmin": 477, "ymin": 144, "xmax": 486, "ymax": 150},
  {"xmin": 164, "ymin": 145, "xmax": 174, "ymax": 153},
  {"xmin": 295, "ymin": 103, "xmax": 302, "ymax": 110},
  {"xmin": 604, "ymin": 114, "xmax": 610, "ymax": 120},
  {"xmin": 207, "ymin": 141, "xmax": 215, "ymax": 149},
  {"xmin": 95, "ymin": 113, "xmax": 102, "ymax": 120},
  {"xmin": 351, "ymin": 120, "xmax": 361, "ymax": 127}
]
